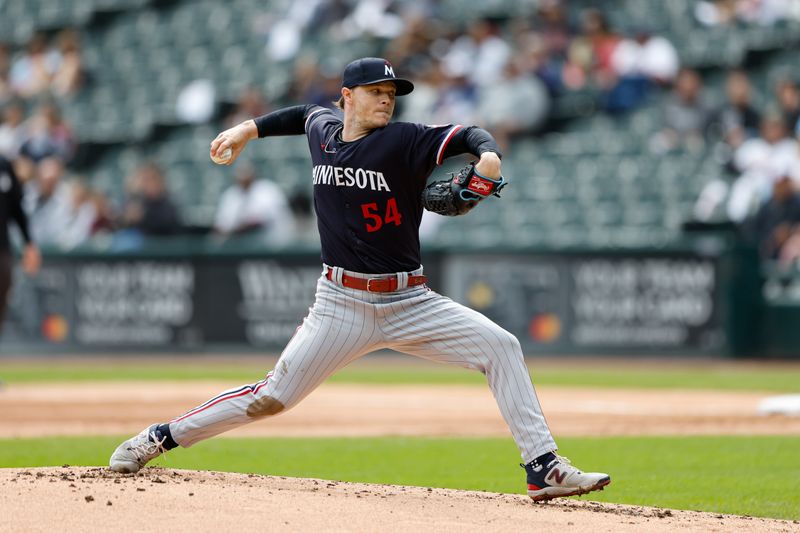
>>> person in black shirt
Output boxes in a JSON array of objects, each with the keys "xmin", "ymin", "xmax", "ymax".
[
  {"xmin": 744, "ymin": 175, "xmax": 800, "ymax": 259},
  {"xmin": 0, "ymin": 156, "xmax": 40, "ymax": 329},
  {"xmin": 121, "ymin": 162, "xmax": 181, "ymax": 236},
  {"xmin": 110, "ymin": 58, "xmax": 610, "ymax": 502}
]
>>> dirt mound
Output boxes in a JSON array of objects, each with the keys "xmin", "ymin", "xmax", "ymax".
[{"xmin": 1, "ymin": 467, "xmax": 794, "ymax": 532}]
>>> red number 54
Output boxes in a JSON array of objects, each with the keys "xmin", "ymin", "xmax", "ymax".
[{"xmin": 361, "ymin": 197, "xmax": 403, "ymax": 232}]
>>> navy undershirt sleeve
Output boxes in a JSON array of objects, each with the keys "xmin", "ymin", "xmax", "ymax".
[
  {"xmin": 253, "ymin": 105, "xmax": 318, "ymax": 138},
  {"xmin": 442, "ymin": 126, "xmax": 502, "ymax": 160}
]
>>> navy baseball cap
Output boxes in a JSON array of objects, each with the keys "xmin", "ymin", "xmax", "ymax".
[{"xmin": 342, "ymin": 57, "xmax": 414, "ymax": 96}]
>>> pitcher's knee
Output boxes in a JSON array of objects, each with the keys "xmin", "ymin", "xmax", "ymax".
[
  {"xmin": 474, "ymin": 327, "xmax": 523, "ymax": 367},
  {"xmin": 494, "ymin": 329, "xmax": 524, "ymax": 363},
  {"xmin": 490, "ymin": 326, "xmax": 522, "ymax": 354},
  {"xmin": 506, "ymin": 331, "xmax": 523, "ymax": 354},
  {"xmin": 246, "ymin": 396, "xmax": 285, "ymax": 418}
]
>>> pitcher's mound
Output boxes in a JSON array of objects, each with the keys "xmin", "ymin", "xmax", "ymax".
[{"xmin": 0, "ymin": 467, "xmax": 792, "ymax": 532}]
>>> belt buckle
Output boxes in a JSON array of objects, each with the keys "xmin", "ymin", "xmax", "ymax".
[{"xmin": 366, "ymin": 277, "xmax": 382, "ymax": 292}]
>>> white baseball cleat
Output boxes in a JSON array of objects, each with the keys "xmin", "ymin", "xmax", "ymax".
[
  {"xmin": 109, "ymin": 424, "xmax": 168, "ymax": 473},
  {"xmin": 523, "ymin": 452, "xmax": 611, "ymax": 502}
]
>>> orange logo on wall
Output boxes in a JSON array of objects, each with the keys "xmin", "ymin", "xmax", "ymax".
[
  {"xmin": 41, "ymin": 315, "xmax": 69, "ymax": 343},
  {"xmin": 529, "ymin": 313, "xmax": 561, "ymax": 343}
]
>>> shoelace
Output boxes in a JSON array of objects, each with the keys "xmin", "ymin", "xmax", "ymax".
[
  {"xmin": 547, "ymin": 454, "xmax": 572, "ymax": 469},
  {"xmin": 548, "ymin": 454, "xmax": 581, "ymax": 475},
  {"xmin": 128, "ymin": 431, "xmax": 168, "ymax": 463}
]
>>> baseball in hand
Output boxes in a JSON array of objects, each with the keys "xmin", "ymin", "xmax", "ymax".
[{"xmin": 211, "ymin": 147, "xmax": 232, "ymax": 164}]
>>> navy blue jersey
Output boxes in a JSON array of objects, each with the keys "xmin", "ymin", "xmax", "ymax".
[{"xmin": 304, "ymin": 107, "xmax": 462, "ymax": 273}]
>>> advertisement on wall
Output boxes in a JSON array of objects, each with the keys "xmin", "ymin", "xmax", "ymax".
[
  {"xmin": 2, "ymin": 257, "xmax": 322, "ymax": 351},
  {"xmin": 2, "ymin": 250, "xmax": 729, "ymax": 354},
  {"xmin": 74, "ymin": 261, "xmax": 197, "ymax": 346},
  {"xmin": 443, "ymin": 253, "xmax": 725, "ymax": 353},
  {"xmin": 3, "ymin": 260, "xmax": 200, "ymax": 348},
  {"xmin": 233, "ymin": 260, "xmax": 321, "ymax": 346}
]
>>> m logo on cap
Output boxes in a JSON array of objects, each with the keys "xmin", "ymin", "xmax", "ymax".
[{"xmin": 342, "ymin": 57, "xmax": 414, "ymax": 95}]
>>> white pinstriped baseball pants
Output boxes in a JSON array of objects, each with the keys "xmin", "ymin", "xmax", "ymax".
[{"xmin": 170, "ymin": 265, "xmax": 557, "ymax": 463}]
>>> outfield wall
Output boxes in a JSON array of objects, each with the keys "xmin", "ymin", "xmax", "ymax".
[{"xmin": 1, "ymin": 235, "xmax": 782, "ymax": 357}]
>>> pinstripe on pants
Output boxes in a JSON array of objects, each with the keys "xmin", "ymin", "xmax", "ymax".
[{"xmin": 169, "ymin": 265, "xmax": 556, "ymax": 463}]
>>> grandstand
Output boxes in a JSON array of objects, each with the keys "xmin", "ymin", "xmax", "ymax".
[
  {"xmin": 2, "ymin": 0, "xmax": 800, "ymax": 355},
  {"xmin": 4, "ymin": 0, "xmax": 800, "ymax": 240}
]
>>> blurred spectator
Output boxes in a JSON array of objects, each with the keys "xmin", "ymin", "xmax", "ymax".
[
  {"xmin": 224, "ymin": 86, "xmax": 270, "ymax": 129},
  {"xmin": 339, "ymin": 0, "xmax": 406, "ymax": 40},
  {"xmin": 603, "ymin": 30, "xmax": 678, "ymax": 113},
  {"xmin": 10, "ymin": 152, "xmax": 36, "ymax": 185},
  {"xmin": 697, "ymin": 112, "xmax": 798, "ymax": 222},
  {"xmin": 695, "ymin": 0, "xmax": 792, "ymax": 26},
  {"xmin": 59, "ymin": 179, "xmax": 97, "ymax": 248},
  {"xmin": 286, "ymin": 56, "xmax": 323, "ymax": 105},
  {"xmin": 0, "ymin": 43, "xmax": 13, "ymax": 104},
  {"xmin": 306, "ymin": 0, "xmax": 351, "ymax": 29},
  {"xmin": 89, "ymin": 189, "xmax": 116, "ymax": 236},
  {"xmin": 313, "ymin": 73, "xmax": 344, "ymax": 109},
  {"xmin": 775, "ymin": 77, "xmax": 800, "ymax": 135},
  {"xmin": 718, "ymin": 70, "xmax": 762, "ymax": 138},
  {"xmin": 707, "ymin": 70, "xmax": 762, "ymax": 167},
  {"xmin": 728, "ymin": 112, "xmax": 797, "ymax": 216},
  {"xmin": 264, "ymin": 16, "xmax": 302, "ymax": 63},
  {"xmin": 611, "ymin": 29, "xmax": 679, "ymax": 85},
  {"xmin": 19, "ymin": 101, "xmax": 75, "ymax": 163},
  {"xmin": 533, "ymin": 0, "xmax": 573, "ymax": 62},
  {"xmin": 565, "ymin": 9, "xmax": 622, "ymax": 90},
  {"xmin": 253, "ymin": 0, "xmax": 341, "ymax": 63},
  {"xmin": 650, "ymin": 68, "xmax": 713, "ymax": 154},
  {"xmin": 213, "ymin": 162, "xmax": 294, "ymax": 241},
  {"xmin": 514, "ymin": 29, "xmax": 564, "ymax": 96},
  {"xmin": 441, "ymin": 18, "xmax": 511, "ymax": 89},
  {"xmin": 51, "ymin": 29, "xmax": 86, "ymax": 98},
  {"xmin": 778, "ymin": 225, "xmax": 800, "ymax": 266},
  {"xmin": 121, "ymin": 163, "xmax": 181, "ymax": 236},
  {"xmin": 602, "ymin": 27, "xmax": 678, "ymax": 113},
  {"xmin": 736, "ymin": 0, "xmax": 791, "ymax": 26},
  {"xmin": 23, "ymin": 156, "xmax": 71, "ymax": 246},
  {"xmin": 9, "ymin": 32, "xmax": 60, "ymax": 98},
  {"xmin": 431, "ymin": 74, "xmax": 478, "ymax": 125},
  {"xmin": 398, "ymin": 60, "xmax": 443, "ymax": 122},
  {"xmin": 175, "ymin": 79, "xmax": 216, "ymax": 124},
  {"xmin": 477, "ymin": 58, "xmax": 550, "ymax": 149},
  {"xmin": 0, "ymin": 100, "xmax": 28, "ymax": 159},
  {"xmin": 385, "ymin": 13, "xmax": 438, "ymax": 74},
  {"xmin": 695, "ymin": 0, "xmax": 739, "ymax": 26},
  {"xmin": 287, "ymin": 59, "xmax": 342, "ymax": 108},
  {"xmin": 744, "ymin": 175, "xmax": 800, "ymax": 259},
  {"xmin": 287, "ymin": 187, "xmax": 315, "ymax": 239}
]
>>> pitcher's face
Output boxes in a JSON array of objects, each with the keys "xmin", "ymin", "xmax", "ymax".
[{"xmin": 346, "ymin": 81, "xmax": 397, "ymax": 129}]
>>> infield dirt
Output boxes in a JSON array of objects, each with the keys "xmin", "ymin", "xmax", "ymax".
[{"xmin": 0, "ymin": 381, "xmax": 797, "ymax": 438}]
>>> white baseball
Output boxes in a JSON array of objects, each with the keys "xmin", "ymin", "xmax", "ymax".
[{"xmin": 211, "ymin": 147, "xmax": 232, "ymax": 164}]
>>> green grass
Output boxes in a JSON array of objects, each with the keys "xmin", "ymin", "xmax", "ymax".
[
  {"xmin": 1, "ymin": 435, "xmax": 798, "ymax": 520},
  {"xmin": 2, "ymin": 359, "xmax": 800, "ymax": 392}
]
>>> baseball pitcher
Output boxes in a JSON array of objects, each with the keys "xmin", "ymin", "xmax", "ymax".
[{"xmin": 110, "ymin": 57, "xmax": 610, "ymax": 502}]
